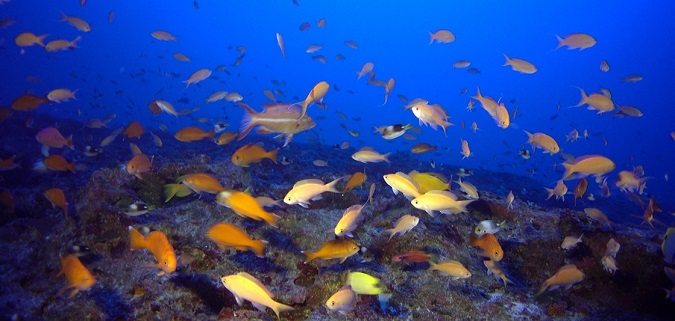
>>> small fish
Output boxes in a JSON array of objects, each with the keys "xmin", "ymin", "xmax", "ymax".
[
  {"xmin": 460, "ymin": 139, "xmax": 471, "ymax": 159},
  {"xmin": 474, "ymin": 220, "xmax": 506, "ymax": 236},
  {"xmin": 600, "ymin": 59, "xmax": 610, "ymax": 72},
  {"xmin": 231, "ymin": 144, "xmax": 278, "ymax": 167},
  {"xmin": 44, "ymin": 188, "xmax": 68, "ymax": 218},
  {"xmin": 454, "ymin": 177, "xmax": 479, "ymax": 199},
  {"xmin": 383, "ymin": 215, "xmax": 419, "ymax": 241},
  {"xmin": 383, "ymin": 172, "xmax": 422, "ymax": 199},
  {"xmin": 221, "ymin": 272, "xmax": 293, "ymax": 319},
  {"xmin": 335, "ymin": 204, "xmax": 365, "ymax": 237},
  {"xmin": 524, "ymin": 130, "xmax": 560, "ymax": 154},
  {"xmin": 123, "ymin": 121, "xmax": 145, "ymax": 139},
  {"xmin": 216, "ymin": 191, "xmax": 279, "ymax": 227},
  {"xmin": 601, "ymin": 256, "xmax": 618, "ymax": 275},
  {"xmin": 347, "ymin": 272, "xmax": 385, "ymax": 296},
  {"xmin": 316, "ymin": 17, "xmax": 326, "ymax": 28},
  {"xmin": 502, "ymin": 54, "xmax": 537, "ymax": 74},
  {"xmin": 206, "ymin": 223, "xmax": 267, "ymax": 257},
  {"xmin": 178, "ymin": 173, "xmax": 225, "ymax": 194},
  {"xmin": 573, "ymin": 178, "xmax": 588, "ymax": 206},
  {"xmin": 342, "ymin": 172, "xmax": 367, "ymax": 193},
  {"xmin": 313, "ymin": 159, "xmax": 328, "ymax": 167},
  {"xmin": 506, "ymin": 191, "xmax": 514, "ymax": 209},
  {"xmin": 545, "ymin": 180, "xmax": 568, "ymax": 201},
  {"xmin": 352, "ymin": 147, "xmax": 390, "ymax": 163},
  {"xmin": 174, "ymin": 126, "xmax": 214, "ymax": 142},
  {"xmin": 391, "ymin": 250, "xmax": 430, "ymax": 263},
  {"xmin": 83, "ymin": 146, "xmax": 102, "ymax": 157},
  {"xmin": 412, "ymin": 190, "xmax": 475, "ymax": 216},
  {"xmin": 56, "ymin": 254, "xmax": 96, "ymax": 298},
  {"xmin": 583, "ymin": 207, "xmax": 613, "ymax": 229},
  {"xmin": 303, "ymin": 239, "xmax": 359, "ymax": 264},
  {"xmin": 470, "ymin": 233, "xmax": 503, "ymax": 261},
  {"xmin": 284, "ymin": 178, "xmax": 341, "ymax": 208},
  {"xmin": 621, "ymin": 74, "xmax": 643, "ymax": 83},
  {"xmin": 344, "ymin": 41, "xmax": 358, "ymax": 49},
  {"xmin": 124, "ymin": 202, "xmax": 155, "ymax": 216},
  {"xmin": 453, "ymin": 60, "xmax": 471, "ymax": 68},
  {"xmin": 410, "ymin": 143, "xmax": 437, "ymax": 154},
  {"xmin": 59, "ymin": 11, "xmax": 91, "ymax": 32},
  {"xmin": 554, "ymin": 33, "xmax": 596, "ymax": 50},
  {"xmin": 36, "ymin": 127, "xmax": 73, "ymax": 149},
  {"xmin": 536, "ymin": 264, "xmax": 585, "ymax": 296},
  {"xmin": 562, "ymin": 155, "xmax": 615, "ymax": 181},
  {"xmin": 163, "ymin": 184, "xmax": 192, "ymax": 203},
  {"xmin": 561, "ymin": 234, "xmax": 584, "ymax": 250},
  {"xmin": 429, "ymin": 29, "xmax": 455, "ymax": 43},
  {"xmin": 428, "ymin": 260, "xmax": 471, "ymax": 280},
  {"xmin": 128, "ymin": 226, "xmax": 176, "ymax": 275},
  {"xmin": 326, "ymin": 285, "xmax": 356, "ymax": 316},
  {"xmin": 183, "ymin": 68, "xmax": 211, "ymax": 88},
  {"xmin": 484, "ymin": 260, "xmax": 514, "ymax": 288}
]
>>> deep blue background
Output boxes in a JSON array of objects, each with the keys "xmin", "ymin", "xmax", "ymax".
[{"xmin": 1, "ymin": 0, "xmax": 674, "ymax": 210}]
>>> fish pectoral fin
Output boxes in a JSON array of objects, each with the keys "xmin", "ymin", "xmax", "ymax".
[
  {"xmin": 299, "ymin": 202, "xmax": 309, "ymax": 208},
  {"xmin": 425, "ymin": 210, "xmax": 435, "ymax": 217},
  {"xmin": 234, "ymin": 294, "xmax": 244, "ymax": 306},
  {"xmin": 339, "ymin": 256, "xmax": 349, "ymax": 264}
]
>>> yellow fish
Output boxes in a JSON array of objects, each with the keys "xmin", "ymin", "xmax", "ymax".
[
  {"xmin": 206, "ymin": 223, "xmax": 267, "ymax": 257},
  {"xmin": 303, "ymin": 239, "xmax": 359, "ymax": 263},
  {"xmin": 221, "ymin": 272, "xmax": 293, "ymax": 319}
]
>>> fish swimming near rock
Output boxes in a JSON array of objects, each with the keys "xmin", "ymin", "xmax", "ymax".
[
  {"xmin": 128, "ymin": 226, "xmax": 176, "ymax": 275},
  {"xmin": 221, "ymin": 272, "xmax": 294, "ymax": 319},
  {"xmin": 56, "ymin": 254, "xmax": 96, "ymax": 298},
  {"xmin": 303, "ymin": 239, "xmax": 359, "ymax": 263}
]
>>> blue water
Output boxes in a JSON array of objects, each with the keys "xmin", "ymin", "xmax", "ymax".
[{"xmin": 2, "ymin": 0, "xmax": 674, "ymax": 206}]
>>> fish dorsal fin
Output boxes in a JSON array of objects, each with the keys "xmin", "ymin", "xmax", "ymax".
[
  {"xmin": 294, "ymin": 178, "xmax": 324, "ymax": 187},
  {"xmin": 358, "ymin": 146, "xmax": 374, "ymax": 152},
  {"xmin": 408, "ymin": 170, "xmax": 420, "ymax": 177},
  {"xmin": 558, "ymin": 264, "xmax": 578, "ymax": 272},
  {"xmin": 424, "ymin": 190, "xmax": 458, "ymax": 200},
  {"xmin": 130, "ymin": 142, "xmax": 142, "ymax": 156},
  {"xmin": 395, "ymin": 172, "xmax": 420, "ymax": 191},
  {"xmin": 236, "ymin": 272, "xmax": 274, "ymax": 298},
  {"xmin": 339, "ymin": 284, "xmax": 353, "ymax": 292},
  {"xmin": 393, "ymin": 215, "xmax": 410, "ymax": 227},
  {"xmin": 446, "ymin": 260, "xmax": 463, "ymax": 265},
  {"xmin": 426, "ymin": 172, "xmax": 449, "ymax": 183},
  {"xmin": 343, "ymin": 204, "xmax": 363, "ymax": 217}
]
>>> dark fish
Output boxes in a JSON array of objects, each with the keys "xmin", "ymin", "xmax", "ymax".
[
  {"xmin": 193, "ymin": 1, "xmax": 199, "ymax": 9},
  {"xmin": 550, "ymin": 114, "xmax": 558, "ymax": 120}
]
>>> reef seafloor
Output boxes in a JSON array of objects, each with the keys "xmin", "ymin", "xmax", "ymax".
[{"xmin": 0, "ymin": 117, "xmax": 674, "ymax": 321}]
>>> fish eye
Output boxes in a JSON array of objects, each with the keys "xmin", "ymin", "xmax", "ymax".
[{"xmin": 330, "ymin": 300, "xmax": 335, "ymax": 306}]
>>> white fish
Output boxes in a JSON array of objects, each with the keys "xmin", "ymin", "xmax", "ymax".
[
  {"xmin": 561, "ymin": 234, "xmax": 583, "ymax": 250},
  {"xmin": 283, "ymin": 178, "xmax": 341, "ymax": 208},
  {"xmin": 335, "ymin": 204, "xmax": 365, "ymax": 237},
  {"xmin": 221, "ymin": 272, "xmax": 293, "ymax": 319},
  {"xmin": 383, "ymin": 215, "xmax": 419, "ymax": 241},
  {"xmin": 474, "ymin": 220, "xmax": 506, "ymax": 236}
]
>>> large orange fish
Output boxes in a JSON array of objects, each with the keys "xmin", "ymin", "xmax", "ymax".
[
  {"xmin": 56, "ymin": 254, "xmax": 96, "ymax": 298},
  {"xmin": 470, "ymin": 233, "xmax": 503, "ymax": 261},
  {"xmin": 178, "ymin": 173, "xmax": 225, "ymax": 194},
  {"xmin": 128, "ymin": 226, "xmax": 176, "ymax": 275},
  {"xmin": 216, "ymin": 190, "xmax": 279, "ymax": 227},
  {"xmin": 206, "ymin": 222, "xmax": 267, "ymax": 257},
  {"xmin": 41, "ymin": 155, "xmax": 76, "ymax": 173}
]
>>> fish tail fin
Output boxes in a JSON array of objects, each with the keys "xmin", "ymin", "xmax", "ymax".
[
  {"xmin": 68, "ymin": 162, "xmax": 76, "ymax": 173},
  {"xmin": 37, "ymin": 34, "xmax": 49, "ymax": 47},
  {"xmin": 268, "ymin": 149, "xmax": 278, "ymax": 164},
  {"xmin": 427, "ymin": 260, "xmax": 437, "ymax": 271},
  {"xmin": 574, "ymin": 86, "xmax": 588, "ymax": 107},
  {"xmin": 65, "ymin": 135, "xmax": 74, "ymax": 150},
  {"xmin": 265, "ymin": 213, "xmax": 280, "ymax": 228},
  {"xmin": 554, "ymin": 35, "xmax": 565, "ymax": 49},
  {"xmin": 302, "ymin": 251, "xmax": 316, "ymax": 263},
  {"xmin": 544, "ymin": 188, "xmax": 554, "ymax": 200},
  {"xmin": 502, "ymin": 53, "xmax": 511, "ymax": 66},
  {"xmin": 383, "ymin": 152, "xmax": 391, "ymax": 163},
  {"xmin": 71, "ymin": 35, "xmax": 82, "ymax": 47},
  {"xmin": 237, "ymin": 103, "xmax": 257, "ymax": 140},
  {"xmin": 428, "ymin": 31, "xmax": 435, "ymax": 44},
  {"xmin": 523, "ymin": 130, "xmax": 533, "ymax": 143},
  {"xmin": 535, "ymin": 281, "xmax": 549, "ymax": 297},
  {"xmin": 561, "ymin": 162, "xmax": 574, "ymax": 180},
  {"xmin": 272, "ymin": 302, "xmax": 294, "ymax": 319},
  {"xmin": 128, "ymin": 226, "xmax": 146, "ymax": 250},
  {"xmin": 207, "ymin": 129, "xmax": 215, "ymax": 139},
  {"xmin": 251, "ymin": 240, "xmax": 267, "ymax": 257},
  {"xmin": 469, "ymin": 233, "xmax": 478, "ymax": 247},
  {"xmin": 326, "ymin": 177, "xmax": 342, "ymax": 193}
]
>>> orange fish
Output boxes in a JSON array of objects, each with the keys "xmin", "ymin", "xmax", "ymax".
[
  {"xmin": 56, "ymin": 254, "xmax": 96, "ymax": 298},
  {"xmin": 42, "ymin": 155, "xmax": 75, "ymax": 173},
  {"xmin": 174, "ymin": 126, "xmax": 214, "ymax": 142},
  {"xmin": 303, "ymin": 239, "xmax": 359, "ymax": 263},
  {"xmin": 316, "ymin": 17, "xmax": 326, "ymax": 28},
  {"xmin": 573, "ymin": 178, "xmax": 588, "ymax": 206},
  {"xmin": 126, "ymin": 154, "xmax": 153, "ymax": 179},
  {"xmin": 470, "ymin": 233, "xmax": 503, "ymax": 261},
  {"xmin": 178, "ymin": 173, "xmax": 225, "ymax": 194},
  {"xmin": 206, "ymin": 222, "xmax": 267, "ymax": 257},
  {"xmin": 216, "ymin": 131, "xmax": 238, "ymax": 145},
  {"xmin": 1, "ymin": 189, "xmax": 15, "ymax": 215},
  {"xmin": 216, "ymin": 190, "xmax": 279, "ymax": 227},
  {"xmin": 128, "ymin": 226, "xmax": 176, "ymax": 275},
  {"xmin": 0, "ymin": 156, "xmax": 19, "ymax": 171},
  {"xmin": 342, "ymin": 172, "xmax": 367, "ymax": 193},
  {"xmin": 36, "ymin": 127, "xmax": 74, "ymax": 149},
  {"xmin": 231, "ymin": 144, "xmax": 278, "ymax": 167},
  {"xmin": 123, "ymin": 121, "xmax": 145, "ymax": 139},
  {"xmin": 44, "ymin": 188, "xmax": 68, "ymax": 217},
  {"xmin": 11, "ymin": 94, "xmax": 48, "ymax": 111}
]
